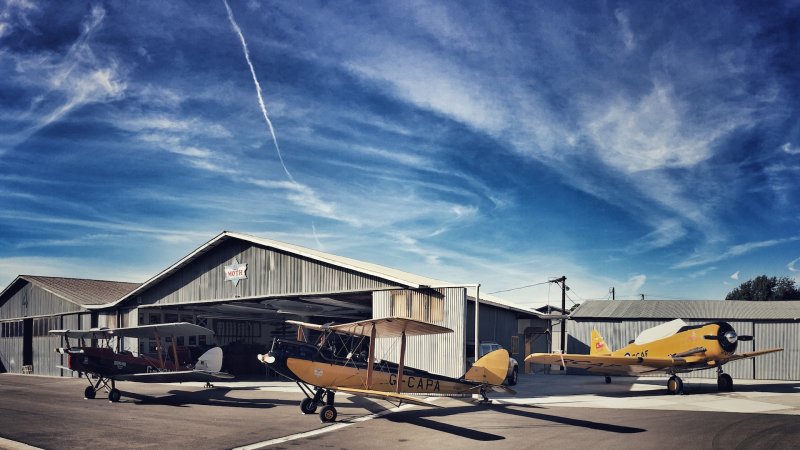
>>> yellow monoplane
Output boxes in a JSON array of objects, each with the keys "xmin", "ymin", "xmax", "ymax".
[
  {"xmin": 258, "ymin": 317, "xmax": 514, "ymax": 422},
  {"xmin": 526, "ymin": 319, "xmax": 783, "ymax": 394}
]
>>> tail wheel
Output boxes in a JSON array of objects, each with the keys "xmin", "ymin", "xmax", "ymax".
[
  {"xmin": 319, "ymin": 405, "xmax": 337, "ymax": 423},
  {"xmin": 507, "ymin": 367, "xmax": 518, "ymax": 386},
  {"xmin": 605, "ymin": 376, "xmax": 612, "ymax": 384},
  {"xmin": 84, "ymin": 386, "xmax": 96, "ymax": 399},
  {"xmin": 667, "ymin": 375, "xmax": 684, "ymax": 395},
  {"xmin": 108, "ymin": 388, "xmax": 121, "ymax": 403},
  {"xmin": 300, "ymin": 398, "xmax": 318, "ymax": 414},
  {"xmin": 718, "ymin": 373, "xmax": 734, "ymax": 392}
]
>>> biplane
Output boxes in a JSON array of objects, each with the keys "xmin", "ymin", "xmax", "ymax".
[
  {"xmin": 257, "ymin": 317, "xmax": 514, "ymax": 422},
  {"xmin": 50, "ymin": 322, "xmax": 234, "ymax": 402},
  {"xmin": 525, "ymin": 319, "xmax": 783, "ymax": 394}
]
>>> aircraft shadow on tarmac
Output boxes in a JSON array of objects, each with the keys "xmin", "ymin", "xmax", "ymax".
[
  {"xmin": 588, "ymin": 378, "xmax": 800, "ymax": 397},
  {"xmin": 118, "ymin": 386, "xmax": 298, "ymax": 409},
  {"xmin": 377, "ymin": 402, "xmax": 645, "ymax": 441}
]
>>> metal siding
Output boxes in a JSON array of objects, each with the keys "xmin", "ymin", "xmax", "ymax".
[
  {"xmin": 568, "ymin": 319, "xmax": 757, "ymax": 379},
  {"xmin": 0, "ymin": 335, "xmax": 22, "ymax": 373},
  {"xmin": 755, "ymin": 322, "xmax": 800, "ymax": 380},
  {"xmin": 137, "ymin": 241, "xmax": 400, "ymax": 306},
  {"xmin": 373, "ymin": 288, "xmax": 466, "ymax": 378},
  {"xmin": 2, "ymin": 283, "xmax": 84, "ymax": 320},
  {"xmin": 32, "ymin": 332, "xmax": 62, "ymax": 376}
]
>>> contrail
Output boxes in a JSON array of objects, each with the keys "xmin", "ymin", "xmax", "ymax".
[{"xmin": 223, "ymin": 0, "xmax": 296, "ymax": 184}]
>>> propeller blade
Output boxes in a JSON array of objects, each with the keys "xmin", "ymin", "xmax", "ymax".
[
  {"xmin": 703, "ymin": 335, "xmax": 718, "ymax": 340},
  {"xmin": 738, "ymin": 335, "xmax": 753, "ymax": 341}
]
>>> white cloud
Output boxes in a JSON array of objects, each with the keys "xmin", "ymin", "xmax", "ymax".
[
  {"xmin": 674, "ymin": 237, "xmax": 800, "ymax": 269},
  {"xmin": 788, "ymin": 256, "xmax": 800, "ymax": 272},
  {"xmin": 782, "ymin": 142, "xmax": 799, "ymax": 155},
  {"xmin": 730, "ymin": 271, "xmax": 739, "ymax": 280},
  {"xmin": 614, "ymin": 9, "xmax": 635, "ymax": 51}
]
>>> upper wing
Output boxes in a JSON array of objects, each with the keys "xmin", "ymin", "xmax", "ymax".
[
  {"xmin": 525, "ymin": 353, "xmax": 704, "ymax": 375},
  {"xmin": 287, "ymin": 317, "xmax": 453, "ymax": 338},
  {"xmin": 50, "ymin": 322, "xmax": 215, "ymax": 339},
  {"xmin": 333, "ymin": 387, "xmax": 444, "ymax": 408},
  {"xmin": 115, "ymin": 370, "xmax": 234, "ymax": 383}
]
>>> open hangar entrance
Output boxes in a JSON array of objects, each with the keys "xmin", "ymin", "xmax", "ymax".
[{"xmin": 98, "ymin": 231, "xmax": 478, "ymax": 378}]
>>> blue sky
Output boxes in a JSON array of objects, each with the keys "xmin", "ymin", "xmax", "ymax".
[{"xmin": 1, "ymin": 0, "xmax": 799, "ymax": 307}]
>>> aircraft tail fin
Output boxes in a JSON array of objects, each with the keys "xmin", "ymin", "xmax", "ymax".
[
  {"xmin": 195, "ymin": 346, "xmax": 224, "ymax": 373},
  {"xmin": 464, "ymin": 349, "xmax": 508, "ymax": 386},
  {"xmin": 590, "ymin": 329, "xmax": 612, "ymax": 355}
]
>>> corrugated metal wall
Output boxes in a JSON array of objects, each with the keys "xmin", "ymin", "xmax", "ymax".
[
  {"xmin": 373, "ymin": 288, "xmax": 466, "ymax": 378},
  {"xmin": 568, "ymin": 319, "xmax": 760, "ymax": 379},
  {"xmin": 1, "ymin": 282, "xmax": 84, "ymax": 320},
  {"xmin": 466, "ymin": 301, "xmax": 523, "ymax": 365},
  {"xmin": 137, "ymin": 240, "xmax": 401, "ymax": 307},
  {"xmin": 0, "ymin": 334, "xmax": 22, "ymax": 373},
  {"xmin": 755, "ymin": 322, "xmax": 800, "ymax": 380}
]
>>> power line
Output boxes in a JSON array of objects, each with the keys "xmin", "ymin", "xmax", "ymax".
[{"xmin": 488, "ymin": 280, "xmax": 551, "ymax": 295}]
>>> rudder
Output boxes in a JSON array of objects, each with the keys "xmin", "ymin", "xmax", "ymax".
[
  {"xmin": 590, "ymin": 329, "xmax": 612, "ymax": 355},
  {"xmin": 464, "ymin": 349, "xmax": 508, "ymax": 386}
]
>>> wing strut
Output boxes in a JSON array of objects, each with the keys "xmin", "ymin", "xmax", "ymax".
[
  {"xmin": 396, "ymin": 330, "xmax": 406, "ymax": 394},
  {"xmin": 366, "ymin": 324, "xmax": 376, "ymax": 389},
  {"xmin": 171, "ymin": 334, "xmax": 180, "ymax": 370},
  {"xmin": 154, "ymin": 330, "xmax": 165, "ymax": 370}
]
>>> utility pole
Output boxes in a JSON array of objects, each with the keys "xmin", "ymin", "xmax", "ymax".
[
  {"xmin": 549, "ymin": 276, "xmax": 567, "ymax": 368},
  {"xmin": 610, "ymin": 287, "xmax": 615, "ymax": 300}
]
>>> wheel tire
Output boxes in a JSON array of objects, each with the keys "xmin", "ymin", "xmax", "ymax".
[
  {"xmin": 300, "ymin": 398, "xmax": 318, "ymax": 414},
  {"xmin": 84, "ymin": 386, "xmax": 96, "ymax": 399},
  {"xmin": 108, "ymin": 388, "xmax": 121, "ymax": 403},
  {"xmin": 718, "ymin": 373, "xmax": 734, "ymax": 392},
  {"xmin": 319, "ymin": 405, "xmax": 337, "ymax": 423},
  {"xmin": 667, "ymin": 376, "xmax": 684, "ymax": 395},
  {"xmin": 507, "ymin": 367, "xmax": 518, "ymax": 386},
  {"xmin": 605, "ymin": 376, "xmax": 612, "ymax": 384}
]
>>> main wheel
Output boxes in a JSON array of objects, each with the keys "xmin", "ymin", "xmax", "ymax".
[
  {"xmin": 507, "ymin": 367, "xmax": 518, "ymax": 386},
  {"xmin": 718, "ymin": 373, "xmax": 734, "ymax": 392},
  {"xmin": 84, "ymin": 386, "xmax": 96, "ymax": 399},
  {"xmin": 667, "ymin": 375, "xmax": 684, "ymax": 395},
  {"xmin": 108, "ymin": 388, "xmax": 121, "ymax": 403},
  {"xmin": 300, "ymin": 398, "xmax": 318, "ymax": 414},
  {"xmin": 319, "ymin": 405, "xmax": 337, "ymax": 423}
]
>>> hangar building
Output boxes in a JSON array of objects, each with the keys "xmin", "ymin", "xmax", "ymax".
[
  {"xmin": 567, "ymin": 300, "xmax": 800, "ymax": 380},
  {"xmin": 0, "ymin": 276, "xmax": 139, "ymax": 375},
  {"xmin": 1, "ymin": 231, "xmax": 552, "ymax": 379}
]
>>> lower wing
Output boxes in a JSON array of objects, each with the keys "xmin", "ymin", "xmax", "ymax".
[
  {"xmin": 525, "ymin": 353, "xmax": 704, "ymax": 375},
  {"xmin": 718, "ymin": 348, "xmax": 783, "ymax": 364},
  {"xmin": 334, "ymin": 387, "xmax": 444, "ymax": 408},
  {"xmin": 115, "ymin": 370, "xmax": 234, "ymax": 383}
]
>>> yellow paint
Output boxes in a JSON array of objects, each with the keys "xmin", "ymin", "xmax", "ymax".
[{"xmin": 286, "ymin": 359, "xmax": 476, "ymax": 395}]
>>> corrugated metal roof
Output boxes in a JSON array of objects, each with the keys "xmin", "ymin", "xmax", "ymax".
[
  {"xmin": 99, "ymin": 231, "xmax": 544, "ymax": 317},
  {"xmin": 2, "ymin": 276, "xmax": 140, "ymax": 307},
  {"xmin": 571, "ymin": 300, "xmax": 800, "ymax": 320}
]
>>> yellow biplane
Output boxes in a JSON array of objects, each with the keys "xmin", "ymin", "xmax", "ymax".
[
  {"xmin": 526, "ymin": 319, "xmax": 783, "ymax": 394},
  {"xmin": 257, "ymin": 317, "xmax": 514, "ymax": 422}
]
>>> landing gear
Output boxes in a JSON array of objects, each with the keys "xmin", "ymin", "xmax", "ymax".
[
  {"xmin": 300, "ymin": 398, "xmax": 318, "ymax": 414},
  {"xmin": 82, "ymin": 373, "xmax": 119, "ymax": 402},
  {"xmin": 717, "ymin": 369, "xmax": 734, "ymax": 392},
  {"xmin": 84, "ymin": 386, "xmax": 96, "ymax": 399},
  {"xmin": 300, "ymin": 388, "xmax": 338, "ymax": 422},
  {"xmin": 667, "ymin": 375, "xmax": 684, "ymax": 395},
  {"xmin": 478, "ymin": 386, "xmax": 492, "ymax": 404},
  {"xmin": 319, "ymin": 405, "xmax": 338, "ymax": 423},
  {"xmin": 605, "ymin": 376, "xmax": 612, "ymax": 384}
]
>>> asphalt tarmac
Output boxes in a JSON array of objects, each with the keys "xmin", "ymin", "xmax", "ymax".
[{"xmin": 1, "ymin": 373, "xmax": 798, "ymax": 449}]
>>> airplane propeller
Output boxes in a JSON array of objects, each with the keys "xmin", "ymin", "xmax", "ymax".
[{"xmin": 737, "ymin": 335, "xmax": 754, "ymax": 341}]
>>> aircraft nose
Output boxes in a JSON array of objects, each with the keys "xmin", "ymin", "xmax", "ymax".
[{"xmin": 724, "ymin": 330, "xmax": 738, "ymax": 344}]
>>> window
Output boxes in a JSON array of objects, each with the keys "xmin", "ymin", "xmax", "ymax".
[
  {"xmin": 510, "ymin": 336, "xmax": 520, "ymax": 355},
  {"xmin": 164, "ymin": 313, "xmax": 179, "ymax": 323},
  {"xmin": 390, "ymin": 291, "xmax": 444, "ymax": 323},
  {"xmin": 149, "ymin": 313, "xmax": 161, "ymax": 324}
]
